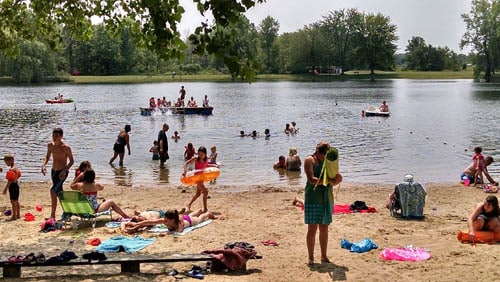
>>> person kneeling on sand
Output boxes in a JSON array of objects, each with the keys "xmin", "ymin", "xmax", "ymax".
[
  {"xmin": 122, "ymin": 209, "xmax": 215, "ymax": 234},
  {"xmin": 467, "ymin": 195, "xmax": 500, "ymax": 240}
]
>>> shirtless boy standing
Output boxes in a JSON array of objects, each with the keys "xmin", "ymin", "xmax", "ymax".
[{"xmin": 41, "ymin": 128, "xmax": 74, "ymax": 219}]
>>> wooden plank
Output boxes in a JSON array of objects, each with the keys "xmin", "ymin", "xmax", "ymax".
[{"xmin": 0, "ymin": 254, "xmax": 215, "ymax": 278}]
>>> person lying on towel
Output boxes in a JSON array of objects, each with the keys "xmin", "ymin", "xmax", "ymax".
[
  {"xmin": 122, "ymin": 209, "xmax": 215, "ymax": 234},
  {"xmin": 468, "ymin": 195, "xmax": 500, "ymax": 240}
]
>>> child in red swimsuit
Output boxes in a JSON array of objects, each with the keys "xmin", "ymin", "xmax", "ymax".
[{"xmin": 473, "ymin": 146, "xmax": 485, "ymax": 186}]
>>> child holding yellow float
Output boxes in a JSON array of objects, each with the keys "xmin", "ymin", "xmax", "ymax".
[
  {"xmin": 3, "ymin": 154, "xmax": 21, "ymax": 220},
  {"xmin": 183, "ymin": 146, "xmax": 219, "ymax": 213}
]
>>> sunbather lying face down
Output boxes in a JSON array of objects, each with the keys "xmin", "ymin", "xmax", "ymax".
[{"xmin": 121, "ymin": 209, "xmax": 215, "ymax": 234}]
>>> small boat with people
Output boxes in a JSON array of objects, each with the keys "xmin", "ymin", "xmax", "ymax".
[
  {"xmin": 140, "ymin": 106, "xmax": 213, "ymax": 116},
  {"xmin": 46, "ymin": 93, "xmax": 74, "ymax": 104},
  {"xmin": 363, "ymin": 106, "xmax": 390, "ymax": 117},
  {"xmin": 45, "ymin": 98, "xmax": 75, "ymax": 104},
  {"xmin": 141, "ymin": 91, "xmax": 213, "ymax": 116}
]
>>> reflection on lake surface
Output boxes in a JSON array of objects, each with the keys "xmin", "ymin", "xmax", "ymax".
[{"xmin": 0, "ymin": 79, "xmax": 498, "ymax": 189}]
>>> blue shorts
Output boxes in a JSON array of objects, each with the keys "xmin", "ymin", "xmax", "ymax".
[
  {"xmin": 51, "ymin": 169, "xmax": 68, "ymax": 196},
  {"xmin": 460, "ymin": 173, "xmax": 478, "ymax": 184}
]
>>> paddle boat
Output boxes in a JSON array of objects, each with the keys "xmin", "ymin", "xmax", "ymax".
[
  {"xmin": 140, "ymin": 106, "xmax": 214, "ymax": 116},
  {"xmin": 363, "ymin": 106, "xmax": 390, "ymax": 117},
  {"xmin": 46, "ymin": 98, "xmax": 75, "ymax": 104}
]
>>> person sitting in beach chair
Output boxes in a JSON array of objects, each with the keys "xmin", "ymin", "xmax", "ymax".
[
  {"xmin": 70, "ymin": 169, "xmax": 130, "ymax": 219},
  {"xmin": 387, "ymin": 174, "xmax": 426, "ymax": 219}
]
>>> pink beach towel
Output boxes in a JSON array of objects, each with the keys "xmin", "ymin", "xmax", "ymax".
[{"xmin": 380, "ymin": 247, "xmax": 431, "ymax": 261}]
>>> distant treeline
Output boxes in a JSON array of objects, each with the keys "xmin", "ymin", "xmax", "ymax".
[{"xmin": 0, "ymin": 8, "xmax": 483, "ymax": 83}]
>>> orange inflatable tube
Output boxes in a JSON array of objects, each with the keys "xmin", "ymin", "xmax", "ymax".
[
  {"xmin": 457, "ymin": 230, "xmax": 500, "ymax": 243},
  {"xmin": 181, "ymin": 167, "xmax": 220, "ymax": 186}
]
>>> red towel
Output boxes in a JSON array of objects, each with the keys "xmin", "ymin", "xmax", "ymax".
[{"xmin": 299, "ymin": 204, "xmax": 377, "ymax": 214}]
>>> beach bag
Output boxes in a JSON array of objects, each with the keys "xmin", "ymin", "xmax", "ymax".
[
  {"xmin": 349, "ymin": 201, "xmax": 368, "ymax": 211},
  {"xmin": 390, "ymin": 175, "xmax": 426, "ymax": 219}
]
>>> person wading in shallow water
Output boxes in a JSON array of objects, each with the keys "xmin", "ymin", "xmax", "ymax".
[
  {"xmin": 158, "ymin": 123, "xmax": 170, "ymax": 168},
  {"xmin": 109, "ymin": 124, "xmax": 131, "ymax": 166}
]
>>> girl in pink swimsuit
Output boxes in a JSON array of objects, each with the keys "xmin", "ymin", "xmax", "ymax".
[
  {"xmin": 164, "ymin": 209, "xmax": 215, "ymax": 232},
  {"xmin": 183, "ymin": 146, "xmax": 219, "ymax": 212}
]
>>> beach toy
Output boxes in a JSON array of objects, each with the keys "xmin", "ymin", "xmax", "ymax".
[
  {"xmin": 6, "ymin": 170, "xmax": 17, "ymax": 181},
  {"xmin": 181, "ymin": 167, "xmax": 220, "ymax": 186},
  {"xmin": 463, "ymin": 179, "xmax": 470, "ymax": 186},
  {"xmin": 4, "ymin": 209, "xmax": 12, "ymax": 216},
  {"xmin": 24, "ymin": 213, "xmax": 35, "ymax": 221},
  {"xmin": 36, "ymin": 204, "xmax": 43, "ymax": 212}
]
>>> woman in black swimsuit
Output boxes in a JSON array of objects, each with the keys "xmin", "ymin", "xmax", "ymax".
[{"xmin": 109, "ymin": 124, "xmax": 131, "ymax": 166}]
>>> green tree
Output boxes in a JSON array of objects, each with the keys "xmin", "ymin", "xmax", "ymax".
[
  {"xmin": 354, "ymin": 13, "xmax": 398, "ymax": 75},
  {"xmin": 201, "ymin": 16, "xmax": 259, "ymax": 80},
  {"xmin": 0, "ymin": 0, "xmax": 265, "ymax": 81},
  {"xmin": 258, "ymin": 16, "xmax": 280, "ymax": 73},
  {"xmin": 319, "ymin": 8, "xmax": 363, "ymax": 73},
  {"xmin": 6, "ymin": 40, "xmax": 58, "ymax": 82},
  {"xmin": 405, "ymin": 36, "xmax": 428, "ymax": 70},
  {"xmin": 119, "ymin": 26, "xmax": 138, "ymax": 74},
  {"xmin": 461, "ymin": 0, "xmax": 499, "ymax": 82}
]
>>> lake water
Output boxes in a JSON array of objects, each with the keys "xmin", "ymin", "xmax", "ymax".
[{"xmin": 0, "ymin": 79, "xmax": 499, "ymax": 189}]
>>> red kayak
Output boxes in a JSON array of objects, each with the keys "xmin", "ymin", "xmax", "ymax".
[{"xmin": 46, "ymin": 98, "xmax": 75, "ymax": 104}]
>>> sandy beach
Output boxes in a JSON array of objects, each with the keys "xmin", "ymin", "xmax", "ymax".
[{"xmin": 0, "ymin": 181, "xmax": 498, "ymax": 281}]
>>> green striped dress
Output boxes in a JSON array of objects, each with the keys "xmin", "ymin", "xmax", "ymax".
[{"xmin": 304, "ymin": 159, "xmax": 333, "ymax": 225}]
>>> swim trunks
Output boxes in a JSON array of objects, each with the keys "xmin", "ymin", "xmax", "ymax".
[
  {"xmin": 8, "ymin": 182, "xmax": 19, "ymax": 201},
  {"xmin": 51, "ymin": 169, "xmax": 68, "ymax": 195}
]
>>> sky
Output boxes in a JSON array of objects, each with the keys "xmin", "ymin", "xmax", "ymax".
[{"xmin": 179, "ymin": 0, "xmax": 473, "ymax": 54}]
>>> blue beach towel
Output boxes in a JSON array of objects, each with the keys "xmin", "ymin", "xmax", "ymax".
[
  {"xmin": 95, "ymin": 235, "xmax": 156, "ymax": 253},
  {"xmin": 341, "ymin": 237, "xmax": 378, "ymax": 253},
  {"xmin": 148, "ymin": 219, "xmax": 212, "ymax": 236}
]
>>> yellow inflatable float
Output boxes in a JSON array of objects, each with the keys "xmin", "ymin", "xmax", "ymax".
[{"xmin": 181, "ymin": 167, "xmax": 220, "ymax": 186}]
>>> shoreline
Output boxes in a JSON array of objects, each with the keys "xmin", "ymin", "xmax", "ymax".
[{"xmin": 0, "ymin": 181, "xmax": 497, "ymax": 281}]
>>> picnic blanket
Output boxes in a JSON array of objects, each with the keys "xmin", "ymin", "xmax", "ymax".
[
  {"xmin": 148, "ymin": 219, "xmax": 213, "ymax": 236},
  {"xmin": 95, "ymin": 235, "xmax": 156, "ymax": 253}
]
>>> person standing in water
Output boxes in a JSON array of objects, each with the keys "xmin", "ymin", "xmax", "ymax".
[{"xmin": 109, "ymin": 124, "xmax": 131, "ymax": 166}]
